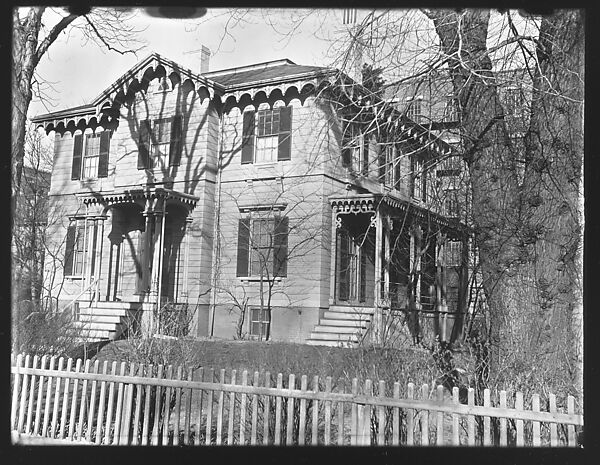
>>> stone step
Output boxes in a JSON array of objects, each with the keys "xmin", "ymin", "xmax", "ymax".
[
  {"xmin": 77, "ymin": 314, "xmax": 124, "ymax": 324},
  {"xmin": 323, "ymin": 311, "xmax": 371, "ymax": 321},
  {"xmin": 76, "ymin": 328, "xmax": 116, "ymax": 340},
  {"xmin": 308, "ymin": 332, "xmax": 359, "ymax": 342},
  {"xmin": 305, "ymin": 339, "xmax": 357, "ymax": 348},
  {"xmin": 312, "ymin": 325, "xmax": 362, "ymax": 334},
  {"xmin": 75, "ymin": 321, "xmax": 120, "ymax": 332},
  {"xmin": 318, "ymin": 318, "xmax": 368, "ymax": 328},
  {"xmin": 328, "ymin": 306, "xmax": 373, "ymax": 315},
  {"xmin": 78, "ymin": 306, "xmax": 131, "ymax": 317}
]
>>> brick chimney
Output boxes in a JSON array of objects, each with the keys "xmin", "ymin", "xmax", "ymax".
[{"xmin": 182, "ymin": 45, "xmax": 211, "ymax": 74}]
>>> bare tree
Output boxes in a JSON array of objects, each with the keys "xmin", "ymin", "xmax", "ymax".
[{"xmin": 12, "ymin": 7, "xmax": 143, "ymax": 209}]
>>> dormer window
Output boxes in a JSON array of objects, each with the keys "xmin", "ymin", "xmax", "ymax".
[{"xmin": 155, "ymin": 76, "xmax": 172, "ymax": 93}]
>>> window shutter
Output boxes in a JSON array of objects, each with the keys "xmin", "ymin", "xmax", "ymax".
[
  {"xmin": 394, "ymin": 146, "xmax": 402, "ymax": 190},
  {"xmin": 277, "ymin": 106, "xmax": 292, "ymax": 161},
  {"xmin": 362, "ymin": 134, "xmax": 369, "ymax": 175},
  {"xmin": 98, "ymin": 131, "xmax": 111, "ymax": 177},
  {"xmin": 71, "ymin": 134, "xmax": 83, "ymax": 180},
  {"xmin": 64, "ymin": 223, "xmax": 76, "ymax": 275},
  {"xmin": 236, "ymin": 218, "xmax": 251, "ymax": 277},
  {"xmin": 273, "ymin": 216, "xmax": 288, "ymax": 277},
  {"xmin": 378, "ymin": 144, "xmax": 386, "ymax": 182},
  {"xmin": 169, "ymin": 114, "xmax": 183, "ymax": 166},
  {"xmin": 137, "ymin": 120, "xmax": 152, "ymax": 170},
  {"xmin": 241, "ymin": 111, "xmax": 255, "ymax": 164}
]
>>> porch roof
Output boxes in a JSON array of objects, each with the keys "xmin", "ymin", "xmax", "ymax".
[
  {"xmin": 78, "ymin": 187, "xmax": 199, "ymax": 210},
  {"xmin": 329, "ymin": 193, "xmax": 469, "ymax": 234}
]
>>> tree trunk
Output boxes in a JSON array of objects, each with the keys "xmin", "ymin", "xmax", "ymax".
[
  {"xmin": 426, "ymin": 9, "xmax": 523, "ymax": 375},
  {"xmin": 524, "ymin": 10, "xmax": 584, "ymax": 399}
]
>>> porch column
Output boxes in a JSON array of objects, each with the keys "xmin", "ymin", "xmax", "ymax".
[
  {"xmin": 142, "ymin": 201, "xmax": 153, "ymax": 297},
  {"xmin": 329, "ymin": 208, "xmax": 339, "ymax": 306},
  {"xmin": 94, "ymin": 216, "xmax": 106, "ymax": 301},
  {"xmin": 181, "ymin": 215, "xmax": 193, "ymax": 299},
  {"xmin": 383, "ymin": 215, "xmax": 391, "ymax": 305},
  {"xmin": 149, "ymin": 201, "xmax": 166, "ymax": 304},
  {"xmin": 372, "ymin": 211, "xmax": 383, "ymax": 346},
  {"xmin": 409, "ymin": 226, "xmax": 422, "ymax": 308}
]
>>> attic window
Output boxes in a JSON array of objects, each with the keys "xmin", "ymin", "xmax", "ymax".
[{"xmin": 156, "ymin": 76, "xmax": 172, "ymax": 93}]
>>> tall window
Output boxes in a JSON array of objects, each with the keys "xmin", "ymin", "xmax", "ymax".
[
  {"xmin": 237, "ymin": 214, "xmax": 289, "ymax": 278},
  {"xmin": 249, "ymin": 307, "xmax": 270, "ymax": 340},
  {"xmin": 65, "ymin": 218, "xmax": 98, "ymax": 277},
  {"xmin": 137, "ymin": 115, "xmax": 183, "ymax": 170},
  {"xmin": 406, "ymin": 97, "xmax": 423, "ymax": 123},
  {"xmin": 444, "ymin": 96, "xmax": 459, "ymax": 122},
  {"xmin": 411, "ymin": 157, "xmax": 427, "ymax": 202},
  {"xmin": 444, "ymin": 189, "xmax": 460, "ymax": 217},
  {"xmin": 379, "ymin": 143, "xmax": 401, "ymax": 189},
  {"xmin": 504, "ymin": 87, "xmax": 524, "ymax": 117},
  {"xmin": 341, "ymin": 123, "xmax": 368, "ymax": 175},
  {"xmin": 442, "ymin": 240, "xmax": 462, "ymax": 267},
  {"xmin": 71, "ymin": 131, "xmax": 111, "ymax": 180},
  {"xmin": 241, "ymin": 106, "xmax": 292, "ymax": 164},
  {"xmin": 151, "ymin": 118, "xmax": 172, "ymax": 167}
]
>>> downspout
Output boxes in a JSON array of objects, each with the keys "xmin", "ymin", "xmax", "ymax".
[{"xmin": 209, "ymin": 112, "xmax": 224, "ymax": 338}]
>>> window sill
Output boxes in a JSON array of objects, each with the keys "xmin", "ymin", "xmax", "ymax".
[
  {"xmin": 65, "ymin": 275, "xmax": 85, "ymax": 280},
  {"xmin": 238, "ymin": 277, "xmax": 284, "ymax": 283}
]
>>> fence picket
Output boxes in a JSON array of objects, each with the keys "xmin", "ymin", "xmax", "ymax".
[
  {"xmin": 337, "ymin": 382, "xmax": 345, "ymax": 446},
  {"xmin": 298, "ymin": 375, "xmax": 308, "ymax": 445},
  {"xmin": 67, "ymin": 359, "xmax": 82, "ymax": 440},
  {"xmin": 549, "ymin": 394, "xmax": 558, "ymax": 446},
  {"xmin": 141, "ymin": 364, "xmax": 153, "ymax": 446},
  {"xmin": 407, "ymin": 383, "xmax": 414, "ymax": 446},
  {"xmin": 18, "ymin": 354, "xmax": 31, "ymax": 434},
  {"xmin": 17, "ymin": 354, "xmax": 31, "ymax": 433},
  {"xmin": 350, "ymin": 378, "xmax": 358, "ymax": 446},
  {"xmin": 34, "ymin": 355, "xmax": 48, "ymax": 436},
  {"xmin": 515, "ymin": 392, "xmax": 524, "ymax": 446},
  {"xmin": 499, "ymin": 390, "xmax": 507, "ymax": 446},
  {"xmin": 151, "ymin": 364, "xmax": 163, "ymax": 446},
  {"xmin": 452, "ymin": 387, "xmax": 459, "ymax": 446},
  {"xmin": 162, "ymin": 365, "xmax": 174, "ymax": 445},
  {"xmin": 567, "ymin": 396, "xmax": 576, "ymax": 447},
  {"xmin": 173, "ymin": 366, "xmax": 184, "ymax": 446},
  {"xmin": 312, "ymin": 375, "xmax": 319, "ymax": 446},
  {"xmin": 251, "ymin": 371, "xmax": 260, "ymax": 445},
  {"xmin": 58, "ymin": 358, "xmax": 73, "ymax": 439},
  {"xmin": 324, "ymin": 377, "xmax": 332, "ymax": 445},
  {"xmin": 50, "ymin": 357, "xmax": 65, "ymax": 438},
  {"xmin": 274, "ymin": 373, "xmax": 283, "ymax": 445},
  {"xmin": 26, "ymin": 355, "xmax": 39, "ymax": 435},
  {"xmin": 86, "ymin": 360, "xmax": 100, "ymax": 442},
  {"xmin": 436, "ymin": 385, "xmax": 444, "ymax": 446},
  {"xmin": 205, "ymin": 367, "xmax": 214, "ymax": 445},
  {"xmin": 216, "ymin": 369, "xmax": 225, "ymax": 445},
  {"xmin": 240, "ymin": 370, "xmax": 248, "ymax": 445},
  {"xmin": 104, "ymin": 361, "xmax": 118, "ymax": 444},
  {"xmin": 483, "ymin": 389, "xmax": 491, "ymax": 446},
  {"xmin": 532, "ymin": 393, "xmax": 540, "ymax": 446},
  {"xmin": 183, "ymin": 368, "xmax": 193, "ymax": 445},
  {"xmin": 193, "ymin": 367, "xmax": 203, "ymax": 446},
  {"xmin": 10, "ymin": 353, "xmax": 22, "ymax": 432},
  {"xmin": 263, "ymin": 372, "xmax": 272, "ymax": 445},
  {"xmin": 227, "ymin": 370, "xmax": 236, "ymax": 445},
  {"xmin": 392, "ymin": 382, "xmax": 400, "ymax": 446},
  {"xmin": 377, "ymin": 380, "xmax": 385, "ymax": 446},
  {"xmin": 112, "ymin": 361, "xmax": 127, "ymax": 445},
  {"xmin": 122, "ymin": 362, "xmax": 137, "ymax": 445},
  {"xmin": 286, "ymin": 374, "xmax": 296, "ymax": 445},
  {"xmin": 421, "ymin": 384, "xmax": 429, "ymax": 446},
  {"xmin": 467, "ymin": 388, "xmax": 475, "ymax": 446}
]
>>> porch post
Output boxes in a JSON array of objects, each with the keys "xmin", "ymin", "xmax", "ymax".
[
  {"xmin": 372, "ymin": 211, "xmax": 383, "ymax": 346},
  {"xmin": 329, "ymin": 208, "xmax": 339, "ymax": 306},
  {"xmin": 149, "ymin": 201, "xmax": 165, "ymax": 304},
  {"xmin": 384, "ymin": 215, "xmax": 391, "ymax": 305},
  {"xmin": 181, "ymin": 215, "xmax": 192, "ymax": 299},
  {"xmin": 142, "ymin": 200, "xmax": 153, "ymax": 297},
  {"xmin": 95, "ymin": 216, "xmax": 106, "ymax": 301}
]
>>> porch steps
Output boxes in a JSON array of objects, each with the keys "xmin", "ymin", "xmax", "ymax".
[
  {"xmin": 73, "ymin": 301, "xmax": 141, "ymax": 343},
  {"xmin": 306, "ymin": 305, "xmax": 373, "ymax": 347}
]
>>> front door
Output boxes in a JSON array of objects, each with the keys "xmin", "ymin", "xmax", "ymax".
[{"xmin": 337, "ymin": 229, "xmax": 366, "ymax": 304}]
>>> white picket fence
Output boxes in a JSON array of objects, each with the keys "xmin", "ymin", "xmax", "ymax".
[{"xmin": 11, "ymin": 353, "xmax": 583, "ymax": 446}]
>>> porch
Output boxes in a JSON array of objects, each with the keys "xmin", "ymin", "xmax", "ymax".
[
  {"xmin": 69, "ymin": 187, "xmax": 199, "ymax": 341},
  {"xmin": 307, "ymin": 193, "xmax": 469, "ymax": 347}
]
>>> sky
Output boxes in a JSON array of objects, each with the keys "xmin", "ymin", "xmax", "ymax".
[{"xmin": 30, "ymin": 8, "xmax": 351, "ymax": 118}]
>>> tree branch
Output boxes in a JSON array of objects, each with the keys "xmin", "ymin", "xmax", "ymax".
[
  {"xmin": 82, "ymin": 14, "xmax": 138, "ymax": 55},
  {"xmin": 34, "ymin": 12, "xmax": 79, "ymax": 68}
]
